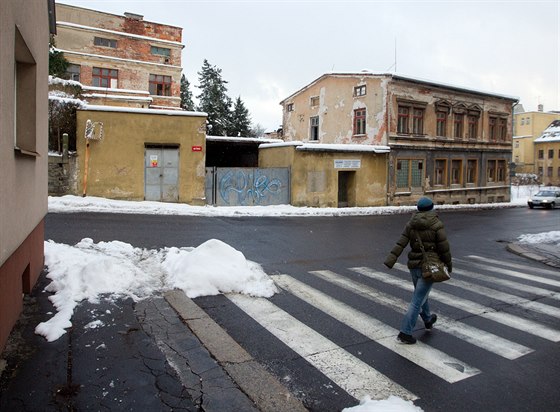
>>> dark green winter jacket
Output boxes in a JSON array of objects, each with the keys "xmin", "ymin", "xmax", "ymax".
[{"xmin": 384, "ymin": 210, "xmax": 452, "ymax": 271}]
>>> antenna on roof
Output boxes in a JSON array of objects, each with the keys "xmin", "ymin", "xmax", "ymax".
[{"xmin": 385, "ymin": 37, "xmax": 397, "ymax": 72}]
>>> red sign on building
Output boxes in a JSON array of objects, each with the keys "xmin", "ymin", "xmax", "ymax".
[{"xmin": 192, "ymin": 146, "xmax": 203, "ymax": 152}]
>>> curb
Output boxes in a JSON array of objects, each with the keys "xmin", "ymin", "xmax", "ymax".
[
  {"xmin": 164, "ymin": 290, "xmax": 308, "ymax": 412},
  {"xmin": 506, "ymin": 243, "xmax": 560, "ymax": 269}
]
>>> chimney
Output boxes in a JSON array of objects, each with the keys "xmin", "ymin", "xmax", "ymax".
[
  {"xmin": 538, "ymin": 104, "xmax": 544, "ymax": 112},
  {"xmin": 124, "ymin": 12, "xmax": 143, "ymax": 20}
]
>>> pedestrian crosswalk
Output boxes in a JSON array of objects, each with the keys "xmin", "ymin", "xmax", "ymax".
[{"xmin": 225, "ymin": 256, "xmax": 560, "ymax": 402}]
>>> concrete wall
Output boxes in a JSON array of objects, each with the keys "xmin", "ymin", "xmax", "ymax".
[
  {"xmin": 0, "ymin": 0, "xmax": 49, "ymax": 351},
  {"xmin": 76, "ymin": 108, "xmax": 207, "ymax": 203},
  {"xmin": 260, "ymin": 145, "xmax": 387, "ymax": 207}
]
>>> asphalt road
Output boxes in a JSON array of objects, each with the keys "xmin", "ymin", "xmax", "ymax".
[{"xmin": 44, "ymin": 207, "xmax": 560, "ymax": 411}]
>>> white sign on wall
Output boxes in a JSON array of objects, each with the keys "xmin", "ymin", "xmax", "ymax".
[{"xmin": 334, "ymin": 159, "xmax": 361, "ymax": 169}]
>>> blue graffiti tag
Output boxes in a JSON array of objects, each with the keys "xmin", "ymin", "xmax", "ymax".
[{"xmin": 219, "ymin": 170, "xmax": 282, "ymax": 205}]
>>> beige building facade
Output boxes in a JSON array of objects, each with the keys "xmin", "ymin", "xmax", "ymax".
[
  {"xmin": 534, "ymin": 120, "xmax": 560, "ymax": 186},
  {"xmin": 55, "ymin": 3, "xmax": 184, "ymax": 109},
  {"xmin": 0, "ymin": 0, "xmax": 52, "ymax": 351},
  {"xmin": 513, "ymin": 110, "xmax": 560, "ymax": 175},
  {"xmin": 76, "ymin": 107, "xmax": 207, "ymax": 203},
  {"xmin": 281, "ymin": 73, "xmax": 518, "ymax": 206}
]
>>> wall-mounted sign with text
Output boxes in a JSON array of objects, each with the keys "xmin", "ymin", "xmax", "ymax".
[
  {"xmin": 192, "ymin": 146, "xmax": 203, "ymax": 152},
  {"xmin": 334, "ymin": 159, "xmax": 361, "ymax": 169}
]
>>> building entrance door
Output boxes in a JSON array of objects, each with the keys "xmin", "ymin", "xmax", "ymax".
[
  {"xmin": 338, "ymin": 171, "xmax": 356, "ymax": 207},
  {"xmin": 145, "ymin": 145, "xmax": 179, "ymax": 202}
]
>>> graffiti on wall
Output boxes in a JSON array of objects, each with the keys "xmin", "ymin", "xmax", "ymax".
[{"xmin": 215, "ymin": 168, "xmax": 289, "ymax": 206}]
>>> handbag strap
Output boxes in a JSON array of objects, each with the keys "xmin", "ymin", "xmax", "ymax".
[{"xmin": 411, "ymin": 230, "xmax": 427, "ymax": 255}]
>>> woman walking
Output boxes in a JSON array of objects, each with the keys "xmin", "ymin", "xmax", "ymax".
[{"xmin": 384, "ymin": 197, "xmax": 452, "ymax": 344}]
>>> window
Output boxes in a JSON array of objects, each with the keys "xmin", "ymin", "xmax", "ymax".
[
  {"xmin": 353, "ymin": 109, "xmax": 366, "ymax": 135},
  {"xmin": 436, "ymin": 110, "xmax": 447, "ymax": 137},
  {"xmin": 151, "ymin": 46, "xmax": 170, "ymax": 57},
  {"xmin": 489, "ymin": 117, "xmax": 497, "ymax": 141},
  {"xmin": 453, "ymin": 113, "xmax": 464, "ymax": 138},
  {"xmin": 451, "ymin": 159, "xmax": 462, "ymax": 185},
  {"xmin": 396, "ymin": 159, "xmax": 423, "ymax": 189},
  {"xmin": 467, "ymin": 113, "xmax": 479, "ymax": 139},
  {"xmin": 487, "ymin": 159, "xmax": 506, "ymax": 183},
  {"xmin": 538, "ymin": 166, "xmax": 543, "ymax": 176},
  {"xmin": 397, "ymin": 107, "xmax": 409, "ymax": 134},
  {"xmin": 94, "ymin": 36, "xmax": 117, "ymax": 48},
  {"xmin": 310, "ymin": 96, "xmax": 319, "ymax": 107},
  {"xmin": 310, "ymin": 116, "xmax": 319, "ymax": 141},
  {"xmin": 286, "ymin": 103, "xmax": 294, "ymax": 112},
  {"xmin": 548, "ymin": 149, "xmax": 554, "ymax": 159},
  {"xmin": 66, "ymin": 64, "xmax": 80, "ymax": 82},
  {"xmin": 412, "ymin": 108, "xmax": 424, "ymax": 134},
  {"xmin": 526, "ymin": 117, "xmax": 530, "ymax": 125},
  {"xmin": 558, "ymin": 167, "xmax": 560, "ymax": 177},
  {"xmin": 547, "ymin": 167, "xmax": 553, "ymax": 177},
  {"xmin": 92, "ymin": 67, "xmax": 118, "ymax": 88},
  {"xmin": 521, "ymin": 118, "xmax": 525, "ymax": 125},
  {"xmin": 466, "ymin": 159, "xmax": 478, "ymax": 184},
  {"xmin": 434, "ymin": 159, "xmax": 447, "ymax": 186},
  {"xmin": 354, "ymin": 85, "xmax": 366, "ymax": 97},
  {"xmin": 498, "ymin": 118, "xmax": 507, "ymax": 141},
  {"xmin": 397, "ymin": 101, "xmax": 426, "ymax": 135},
  {"xmin": 538, "ymin": 150, "xmax": 544, "ymax": 159},
  {"xmin": 149, "ymin": 74, "xmax": 171, "ymax": 96}
]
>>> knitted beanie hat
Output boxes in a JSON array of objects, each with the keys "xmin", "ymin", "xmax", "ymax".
[{"xmin": 417, "ymin": 197, "xmax": 434, "ymax": 212}]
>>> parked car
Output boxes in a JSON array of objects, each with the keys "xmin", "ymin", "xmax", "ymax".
[{"xmin": 527, "ymin": 189, "xmax": 560, "ymax": 209}]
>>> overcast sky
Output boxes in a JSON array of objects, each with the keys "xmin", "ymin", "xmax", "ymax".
[{"xmin": 59, "ymin": 0, "xmax": 559, "ymax": 131}]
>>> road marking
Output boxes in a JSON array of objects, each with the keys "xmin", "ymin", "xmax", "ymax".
[
  {"xmin": 393, "ymin": 263, "xmax": 560, "ymax": 320},
  {"xmin": 226, "ymin": 294, "xmax": 418, "ymax": 401},
  {"xmin": 272, "ymin": 274, "xmax": 480, "ymax": 383},
  {"xmin": 451, "ymin": 264, "xmax": 560, "ymax": 302},
  {"xmin": 458, "ymin": 259, "xmax": 560, "ymax": 288},
  {"xmin": 351, "ymin": 267, "xmax": 560, "ymax": 342},
  {"xmin": 465, "ymin": 255, "xmax": 560, "ymax": 277},
  {"xmin": 310, "ymin": 270, "xmax": 532, "ymax": 360}
]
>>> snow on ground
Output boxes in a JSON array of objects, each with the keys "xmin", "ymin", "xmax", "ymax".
[{"xmin": 39, "ymin": 185, "xmax": 555, "ymax": 412}]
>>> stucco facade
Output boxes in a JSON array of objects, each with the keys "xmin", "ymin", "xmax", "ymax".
[
  {"xmin": 534, "ymin": 120, "xmax": 560, "ymax": 186},
  {"xmin": 0, "ymin": 0, "xmax": 51, "ymax": 351},
  {"xmin": 513, "ymin": 110, "xmax": 560, "ymax": 174},
  {"xmin": 55, "ymin": 3, "xmax": 183, "ymax": 109},
  {"xmin": 76, "ymin": 107, "xmax": 207, "ymax": 203},
  {"xmin": 259, "ymin": 143, "xmax": 389, "ymax": 207},
  {"xmin": 281, "ymin": 73, "xmax": 518, "ymax": 206}
]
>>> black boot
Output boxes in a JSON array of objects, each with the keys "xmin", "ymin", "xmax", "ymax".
[
  {"xmin": 424, "ymin": 314, "xmax": 438, "ymax": 330},
  {"xmin": 397, "ymin": 332, "xmax": 417, "ymax": 344}
]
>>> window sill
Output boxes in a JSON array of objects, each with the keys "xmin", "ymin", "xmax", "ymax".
[
  {"xmin": 15, "ymin": 146, "xmax": 40, "ymax": 157},
  {"xmin": 352, "ymin": 134, "xmax": 367, "ymax": 138}
]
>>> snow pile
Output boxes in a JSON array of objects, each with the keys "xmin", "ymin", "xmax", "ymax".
[
  {"xmin": 343, "ymin": 395, "xmax": 423, "ymax": 412},
  {"xmin": 517, "ymin": 231, "xmax": 560, "ymax": 245},
  {"xmin": 36, "ymin": 238, "xmax": 277, "ymax": 342}
]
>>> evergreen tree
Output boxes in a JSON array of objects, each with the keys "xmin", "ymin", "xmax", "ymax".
[
  {"xmin": 180, "ymin": 74, "xmax": 195, "ymax": 111},
  {"xmin": 230, "ymin": 96, "xmax": 252, "ymax": 137},
  {"xmin": 196, "ymin": 59, "xmax": 233, "ymax": 136},
  {"xmin": 49, "ymin": 35, "xmax": 69, "ymax": 78}
]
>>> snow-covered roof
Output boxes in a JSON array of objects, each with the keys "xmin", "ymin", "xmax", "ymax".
[
  {"xmin": 80, "ymin": 104, "xmax": 207, "ymax": 117},
  {"xmin": 280, "ymin": 72, "xmax": 519, "ymax": 104},
  {"xmin": 259, "ymin": 141, "xmax": 391, "ymax": 153},
  {"xmin": 48, "ymin": 76, "xmax": 82, "ymax": 88},
  {"xmin": 535, "ymin": 120, "xmax": 560, "ymax": 143},
  {"xmin": 206, "ymin": 135, "xmax": 283, "ymax": 144}
]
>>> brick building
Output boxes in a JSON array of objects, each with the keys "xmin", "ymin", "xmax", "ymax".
[{"xmin": 54, "ymin": 3, "xmax": 183, "ymax": 109}]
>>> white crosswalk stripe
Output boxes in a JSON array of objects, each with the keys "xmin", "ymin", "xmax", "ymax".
[
  {"xmin": 221, "ymin": 256, "xmax": 559, "ymax": 402},
  {"xmin": 458, "ymin": 259, "xmax": 560, "ymax": 287},
  {"xmin": 226, "ymin": 293, "xmax": 418, "ymax": 401},
  {"xmin": 449, "ymin": 264, "xmax": 560, "ymax": 302},
  {"xmin": 465, "ymin": 255, "xmax": 560, "ymax": 277},
  {"xmin": 273, "ymin": 274, "xmax": 481, "ymax": 383},
  {"xmin": 393, "ymin": 263, "xmax": 560, "ymax": 319},
  {"xmin": 351, "ymin": 267, "xmax": 560, "ymax": 342},
  {"xmin": 309, "ymin": 269, "xmax": 533, "ymax": 360}
]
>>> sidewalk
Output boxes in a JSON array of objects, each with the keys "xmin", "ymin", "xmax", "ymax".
[
  {"xmin": 506, "ymin": 241, "xmax": 560, "ymax": 269},
  {"xmin": 0, "ymin": 273, "xmax": 306, "ymax": 412}
]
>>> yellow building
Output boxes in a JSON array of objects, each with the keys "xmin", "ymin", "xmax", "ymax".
[
  {"xmin": 0, "ymin": 0, "xmax": 52, "ymax": 351},
  {"xmin": 513, "ymin": 109, "xmax": 560, "ymax": 175},
  {"xmin": 76, "ymin": 107, "xmax": 207, "ymax": 203},
  {"xmin": 281, "ymin": 73, "xmax": 518, "ymax": 206},
  {"xmin": 534, "ymin": 120, "xmax": 560, "ymax": 186}
]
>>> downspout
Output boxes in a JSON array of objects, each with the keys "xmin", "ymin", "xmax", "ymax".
[{"xmin": 385, "ymin": 77, "xmax": 391, "ymax": 206}]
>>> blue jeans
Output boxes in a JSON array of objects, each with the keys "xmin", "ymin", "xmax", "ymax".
[{"xmin": 400, "ymin": 268, "xmax": 433, "ymax": 335}]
